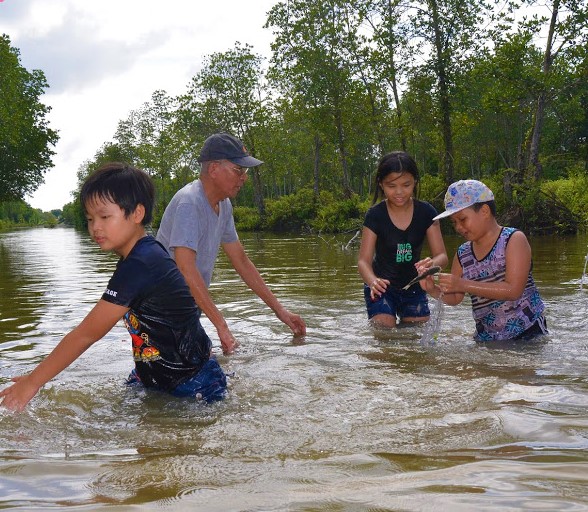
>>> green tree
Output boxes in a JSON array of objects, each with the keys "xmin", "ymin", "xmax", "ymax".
[
  {"xmin": 0, "ymin": 199, "xmax": 55, "ymax": 228},
  {"xmin": 179, "ymin": 43, "xmax": 268, "ymax": 215},
  {"xmin": 451, "ymin": 34, "xmax": 543, "ymax": 178},
  {"xmin": 408, "ymin": 0, "xmax": 493, "ymax": 184},
  {"xmin": 266, "ymin": 0, "xmax": 369, "ymax": 197},
  {"xmin": 107, "ymin": 90, "xmax": 199, "ymax": 224},
  {"xmin": 518, "ymin": 0, "xmax": 588, "ymax": 180},
  {"xmin": 0, "ymin": 34, "xmax": 58, "ymax": 200},
  {"xmin": 58, "ymin": 0, "xmax": 588, "ymax": 234},
  {"xmin": 356, "ymin": 0, "xmax": 414, "ymax": 151}
]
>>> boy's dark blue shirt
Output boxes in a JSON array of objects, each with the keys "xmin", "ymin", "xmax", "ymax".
[{"xmin": 102, "ymin": 235, "xmax": 212, "ymax": 391}]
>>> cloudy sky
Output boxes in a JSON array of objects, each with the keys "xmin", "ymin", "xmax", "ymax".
[{"xmin": 0, "ymin": 0, "xmax": 277, "ymax": 211}]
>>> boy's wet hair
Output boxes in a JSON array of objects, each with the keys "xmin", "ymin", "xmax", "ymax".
[
  {"xmin": 80, "ymin": 163, "xmax": 155, "ymax": 225},
  {"xmin": 472, "ymin": 200, "xmax": 497, "ymax": 217},
  {"xmin": 373, "ymin": 151, "xmax": 420, "ymax": 204}
]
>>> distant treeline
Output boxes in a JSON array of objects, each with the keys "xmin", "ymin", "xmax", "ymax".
[
  {"xmin": 0, "ymin": 201, "xmax": 59, "ymax": 230},
  {"xmin": 62, "ymin": 0, "xmax": 587, "ymax": 235},
  {"xmin": 2, "ymin": 1, "xmax": 587, "ymax": 235}
]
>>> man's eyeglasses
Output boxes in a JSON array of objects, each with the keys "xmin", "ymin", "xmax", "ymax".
[
  {"xmin": 226, "ymin": 164, "xmax": 248, "ymax": 177},
  {"xmin": 230, "ymin": 167, "xmax": 249, "ymax": 178}
]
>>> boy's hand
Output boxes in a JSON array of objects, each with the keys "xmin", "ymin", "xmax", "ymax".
[
  {"xmin": 0, "ymin": 375, "xmax": 41, "ymax": 412},
  {"xmin": 419, "ymin": 274, "xmax": 438, "ymax": 293},
  {"xmin": 437, "ymin": 273, "xmax": 464, "ymax": 294}
]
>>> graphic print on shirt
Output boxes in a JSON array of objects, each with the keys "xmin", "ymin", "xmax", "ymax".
[
  {"xmin": 396, "ymin": 242, "xmax": 413, "ymax": 263},
  {"xmin": 124, "ymin": 311, "xmax": 161, "ymax": 362}
]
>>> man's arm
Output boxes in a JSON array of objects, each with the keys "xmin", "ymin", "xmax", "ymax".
[
  {"xmin": 222, "ymin": 240, "xmax": 307, "ymax": 336},
  {"xmin": 0, "ymin": 300, "xmax": 128, "ymax": 412},
  {"xmin": 174, "ymin": 246, "xmax": 238, "ymax": 354}
]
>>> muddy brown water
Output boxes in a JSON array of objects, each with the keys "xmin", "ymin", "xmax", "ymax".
[{"xmin": 1, "ymin": 226, "xmax": 588, "ymax": 510}]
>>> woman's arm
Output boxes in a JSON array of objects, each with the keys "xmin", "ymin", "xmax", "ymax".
[{"xmin": 358, "ymin": 226, "xmax": 390, "ymax": 299}]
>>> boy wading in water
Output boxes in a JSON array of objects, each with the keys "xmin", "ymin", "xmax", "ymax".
[
  {"xmin": 420, "ymin": 179, "xmax": 547, "ymax": 342},
  {"xmin": 0, "ymin": 163, "xmax": 226, "ymax": 412}
]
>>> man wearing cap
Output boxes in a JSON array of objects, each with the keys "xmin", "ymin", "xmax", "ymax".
[{"xmin": 156, "ymin": 132, "xmax": 306, "ymax": 354}]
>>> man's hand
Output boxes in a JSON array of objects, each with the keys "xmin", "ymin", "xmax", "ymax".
[
  {"xmin": 217, "ymin": 324, "xmax": 240, "ymax": 355},
  {"xmin": 276, "ymin": 308, "xmax": 307, "ymax": 337}
]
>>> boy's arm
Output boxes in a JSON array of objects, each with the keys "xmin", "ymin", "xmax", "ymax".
[
  {"xmin": 222, "ymin": 240, "xmax": 307, "ymax": 337},
  {"xmin": 439, "ymin": 231, "xmax": 531, "ymax": 301},
  {"xmin": 0, "ymin": 299, "xmax": 128, "ymax": 412},
  {"xmin": 421, "ymin": 253, "xmax": 465, "ymax": 306}
]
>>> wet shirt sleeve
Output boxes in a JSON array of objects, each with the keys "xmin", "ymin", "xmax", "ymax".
[{"xmin": 101, "ymin": 255, "xmax": 151, "ymax": 308}]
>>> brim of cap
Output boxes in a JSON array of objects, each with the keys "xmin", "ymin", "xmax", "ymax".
[
  {"xmin": 433, "ymin": 206, "xmax": 468, "ymax": 221},
  {"xmin": 197, "ymin": 155, "xmax": 264, "ymax": 167},
  {"xmin": 230, "ymin": 155, "xmax": 264, "ymax": 167}
]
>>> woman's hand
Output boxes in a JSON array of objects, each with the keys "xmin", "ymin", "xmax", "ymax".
[
  {"xmin": 414, "ymin": 257, "xmax": 434, "ymax": 275},
  {"xmin": 370, "ymin": 277, "xmax": 390, "ymax": 301}
]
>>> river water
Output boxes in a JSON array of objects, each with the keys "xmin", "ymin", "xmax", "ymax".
[{"xmin": 1, "ymin": 226, "xmax": 588, "ymax": 511}]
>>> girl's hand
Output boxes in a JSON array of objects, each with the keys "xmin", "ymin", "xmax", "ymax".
[
  {"xmin": 414, "ymin": 257, "xmax": 433, "ymax": 275},
  {"xmin": 370, "ymin": 277, "xmax": 390, "ymax": 300}
]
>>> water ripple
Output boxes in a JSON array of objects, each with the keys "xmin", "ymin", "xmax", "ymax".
[{"xmin": 2, "ymin": 229, "xmax": 588, "ymax": 509}]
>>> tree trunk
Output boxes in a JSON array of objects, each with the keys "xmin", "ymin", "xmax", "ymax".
[
  {"xmin": 313, "ymin": 133, "xmax": 321, "ymax": 196},
  {"xmin": 528, "ymin": 0, "xmax": 559, "ymax": 181},
  {"xmin": 241, "ymin": 132, "xmax": 266, "ymax": 216},
  {"xmin": 387, "ymin": 0, "xmax": 407, "ymax": 151},
  {"xmin": 429, "ymin": 0, "xmax": 455, "ymax": 184},
  {"xmin": 251, "ymin": 167, "xmax": 265, "ymax": 217},
  {"xmin": 342, "ymin": 6, "xmax": 386, "ymax": 154},
  {"xmin": 335, "ymin": 109, "xmax": 354, "ymax": 197}
]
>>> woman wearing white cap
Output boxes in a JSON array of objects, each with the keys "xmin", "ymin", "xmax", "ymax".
[{"xmin": 420, "ymin": 179, "xmax": 547, "ymax": 342}]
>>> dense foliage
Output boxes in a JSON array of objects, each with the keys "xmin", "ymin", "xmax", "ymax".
[
  {"xmin": 0, "ymin": 200, "xmax": 57, "ymax": 230},
  {"xmin": 0, "ymin": 35, "xmax": 58, "ymax": 202},
  {"xmin": 2, "ymin": 1, "xmax": 587, "ymax": 234},
  {"xmin": 60, "ymin": 0, "xmax": 586, "ymax": 234}
]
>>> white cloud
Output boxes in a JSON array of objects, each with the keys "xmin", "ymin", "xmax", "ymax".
[{"xmin": 0, "ymin": 0, "xmax": 276, "ymax": 211}]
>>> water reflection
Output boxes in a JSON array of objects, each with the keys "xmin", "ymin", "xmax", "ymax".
[{"xmin": 1, "ymin": 227, "xmax": 588, "ymax": 509}]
